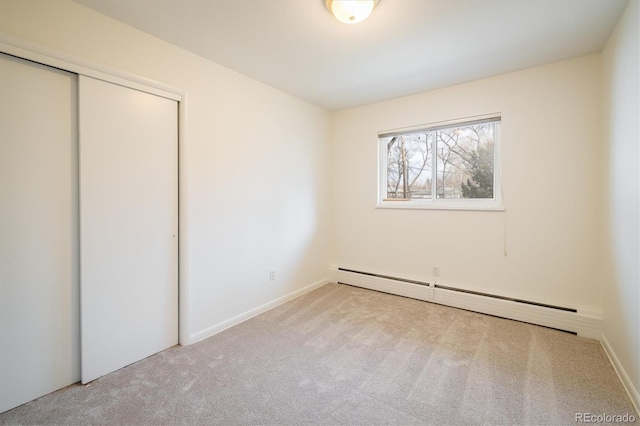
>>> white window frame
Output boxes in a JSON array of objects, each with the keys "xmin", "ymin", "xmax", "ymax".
[{"xmin": 377, "ymin": 114, "xmax": 503, "ymax": 211}]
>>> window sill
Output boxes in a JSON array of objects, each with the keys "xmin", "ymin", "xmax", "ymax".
[{"xmin": 376, "ymin": 201, "xmax": 505, "ymax": 211}]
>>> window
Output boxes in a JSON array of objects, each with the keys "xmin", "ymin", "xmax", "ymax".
[{"xmin": 378, "ymin": 115, "xmax": 502, "ymax": 210}]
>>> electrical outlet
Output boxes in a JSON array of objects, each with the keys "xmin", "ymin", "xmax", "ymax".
[
  {"xmin": 432, "ymin": 266, "xmax": 439, "ymax": 277},
  {"xmin": 269, "ymin": 270, "xmax": 275, "ymax": 281}
]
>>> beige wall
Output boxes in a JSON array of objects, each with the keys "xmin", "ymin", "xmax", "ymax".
[
  {"xmin": 330, "ymin": 54, "xmax": 605, "ymax": 313},
  {"xmin": 0, "ymin": 0, "xmax": 331, "ymax": 341},
  {"xmin": 602, "ymin": 0, "xmax": 640, "ymax": 407}
]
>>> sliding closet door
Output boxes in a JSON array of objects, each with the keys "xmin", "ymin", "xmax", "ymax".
[
  {"xmin": 0, "ymin": 54, "xmax": 80, "ymax": 413},
  {"xmin": 79, "ymin": 76, "xmax": 178, "ymax": 383}
]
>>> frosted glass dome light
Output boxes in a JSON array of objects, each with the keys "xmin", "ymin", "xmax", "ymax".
[{"xmin": 326, "ymin": 0, "xmax": 379, "ymax": 24}]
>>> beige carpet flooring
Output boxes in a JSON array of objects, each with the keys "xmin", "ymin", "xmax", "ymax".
[{"xmin": 0, "ymin": 283, "xmax": 637, "ymax": 425}]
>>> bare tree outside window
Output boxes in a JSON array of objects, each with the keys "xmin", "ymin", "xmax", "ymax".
[
  {"xmin": 382, "ymin": 119, "xmax": 498, "ymax": 204},
  {"xmin": 386, "ymin": 133, "xmax": 432, "ymax": 198},
  {"xmin": 436, "ymin": 123, "xmax": 495, "ymax": 199}
]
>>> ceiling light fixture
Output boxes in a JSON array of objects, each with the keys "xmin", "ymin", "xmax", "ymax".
[{"xmin": 325, "ymin": 0, "xmax": 379, "ymax": 24}]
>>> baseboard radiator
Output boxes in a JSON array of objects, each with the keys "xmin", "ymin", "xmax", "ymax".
[{"xmin": 336, "ymin": 268, "xmax": 602, "ymax": 339}]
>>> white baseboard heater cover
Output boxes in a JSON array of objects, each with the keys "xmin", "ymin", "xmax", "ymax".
[{"xmin": 336, "ymin": 268, "xmax": 602, "ymax": 339}]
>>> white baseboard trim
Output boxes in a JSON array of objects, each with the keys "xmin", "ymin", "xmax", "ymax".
[
  {"xmin": 336, "ymin": 268, "xmax": 603, "ymax": 339},
  {"xmin": 190, "ymin": 277, "xmax": 330, "ymax": 344},
  {"xmin": 601, "ymin": 334, "xmax": 640, "ymax": 414}
]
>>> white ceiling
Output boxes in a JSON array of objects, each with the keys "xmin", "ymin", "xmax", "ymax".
[{"xmin": 73, "ymin": 0, "xmax": 628, "ymax": 111}]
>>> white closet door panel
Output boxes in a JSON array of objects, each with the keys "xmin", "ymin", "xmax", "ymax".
[
  {"xmin": 79, "ymin": 76, "xmax": 178, "ymax": 383},
  {"xmin": 0, "ymin": 53, "xmax": 80, "ymax": 413}
]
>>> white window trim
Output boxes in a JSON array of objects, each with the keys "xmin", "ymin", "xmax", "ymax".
[{"xmin": 377, "ymin": 114, "xmax": 504, "ymax": 211}]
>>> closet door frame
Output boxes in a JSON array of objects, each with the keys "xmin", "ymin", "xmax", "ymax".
[{"xmin": 0, "ymin": 32, "xmax": 191, "ymax": 347}]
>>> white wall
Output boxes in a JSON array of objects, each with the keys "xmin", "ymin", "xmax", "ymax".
[
  {"xmin": 0, "ymin": 0, "xmax": 331, "ymax": 342},
  {"xmin": 331, "ymin": 55, "xmax": 604, "ymax": 314},
  {"xmin": 602, "ymin": 0, "xmax": 640, "ymax": 407}
]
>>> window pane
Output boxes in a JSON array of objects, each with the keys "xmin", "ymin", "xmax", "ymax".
[
  {"xmin": 435, "ymin": 123, "xmax": 495, "ymax": 199},
  {"xmin": 386, "ymin": 133, "xmax": 432, "ymax": 199}
]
